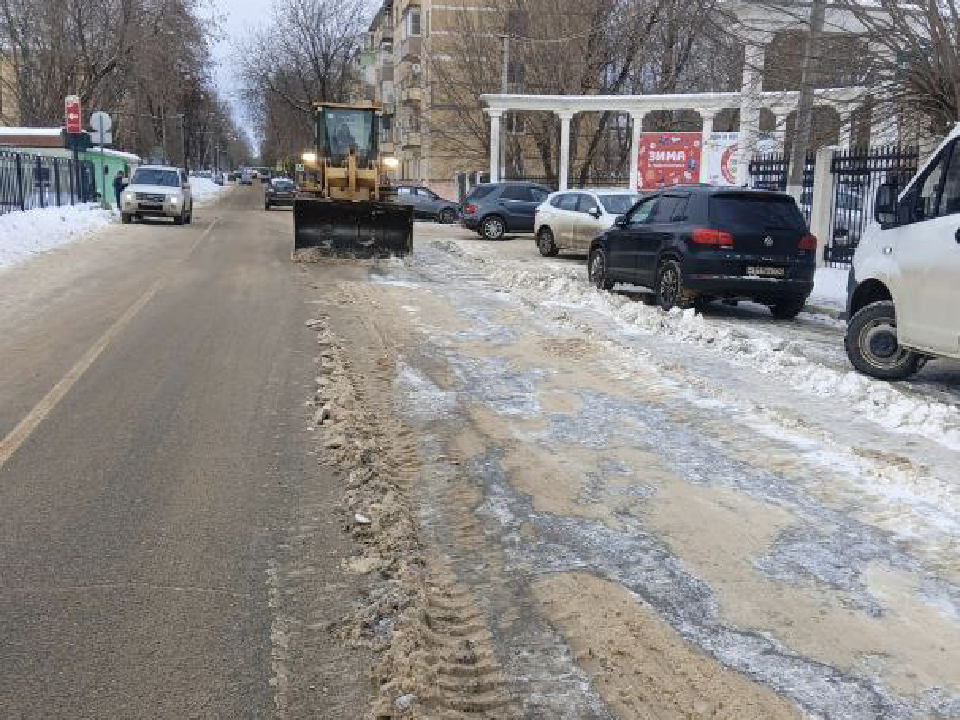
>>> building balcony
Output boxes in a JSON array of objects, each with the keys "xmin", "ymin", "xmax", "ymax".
[
  {"xmin": 401, "ymin": 87, "xmax": 422, "ymax": 105},
  {"xmin": 400, "ymin": 36, "xmax": 421, "ymax": 61}
]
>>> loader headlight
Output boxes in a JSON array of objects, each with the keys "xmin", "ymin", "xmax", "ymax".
[{"xmin": 382, "ymin": 156, "xmax": 399, "ymax": 169}]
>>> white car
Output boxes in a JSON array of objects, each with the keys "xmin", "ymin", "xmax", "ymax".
[
  {"xmin": 121, "ymin": 165, "xmax": 194, "ymax": 225},
  {"xmin": 534, "ymin": 188, "xmax": 640, "ymax": 256},
  {"xmin": 845, "ymin": 122, "xmax": 960, "ymax": 379}
]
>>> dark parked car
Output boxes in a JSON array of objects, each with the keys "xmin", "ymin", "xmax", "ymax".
[
  {"xmin": 460, "ymin": 182, "xmax": 552, "ymax": 240},
  {"xmin": 587, "ymin": 186, "xmax": 817, "ymax": 319},
  {"xmin": 265, "ymin": 177, "xmax": 297, "ymax": 209},
  {"xmin": 396, "ymin": 185, "xmax": 459, "ymax": 223}
]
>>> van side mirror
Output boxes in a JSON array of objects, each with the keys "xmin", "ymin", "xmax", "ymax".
[
  {"xmin": 613, "ymin": 215, "xmax": 628, "ymax": 228},
  {"xmin": 875, "ymin": 183, "xmax": 898, "ymax": 226}
]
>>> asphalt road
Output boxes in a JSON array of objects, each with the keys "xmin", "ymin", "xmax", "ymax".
[{"xmin": 0, "ymin": 188, "xmax": 370, "ymax": 718}]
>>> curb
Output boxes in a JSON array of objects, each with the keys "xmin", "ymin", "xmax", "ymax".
[{"xmin": 804, "ymin": 303, "xmax": 846, "ymax": 321}]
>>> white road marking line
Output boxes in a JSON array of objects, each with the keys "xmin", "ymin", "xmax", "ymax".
[{"xmin": 0, "ymin": 218, "xmax": 221, "ymax": 470}]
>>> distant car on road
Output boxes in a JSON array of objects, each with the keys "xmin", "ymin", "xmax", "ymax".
[
  {"xmin": 213, "ymin": 172, "xmax": 225, "ymax": 186},
  {"xmin": 587, "ymin": 185, "xmax": 817, "ymax": 319},
  {"xmin": 265, "ymin": 178, "xmax": 297, "ymax": 210},
  {"xmin": 395, "ymin": 185, "xmax": 459, "ymax": 223},
  {"xmin": 240, "ymin": 169, "xmax": 254, "ymax": 186},
  {"xmin": 256, "ymin": 167, "xmax": 271, "ymax": 183},
  {"xmin": 460, "ymin": 181, "xmax": 552, "ymax": 240},
  {"xmin": 120, "ymin": 165, "xmax": 194, "ymax": 225},
  {"xmin": 535, "ymin": 188, "xmax": 640, "ymax": 256}
]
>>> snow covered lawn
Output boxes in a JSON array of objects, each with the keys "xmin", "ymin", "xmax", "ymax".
[
  {"xmin": 190, "ymin": 177, "xmax": 228, "ymax": 205},
  {"xmin": 0, "ymin": 204, "xmax": 114, "ymax": 270},
  {"xmin": 810, "ymin": 266, "xmax": 849, "ymax": 311}
]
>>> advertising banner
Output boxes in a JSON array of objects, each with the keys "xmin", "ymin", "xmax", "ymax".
[
  {"xmin": 636, "ymin": 132, "xmax": 702, "ymax": 190},
  {"xmin": 701, "ymin": 132, "xmax": 740, "ymax": 186}
]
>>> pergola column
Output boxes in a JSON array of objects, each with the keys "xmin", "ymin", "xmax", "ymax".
[
  {"xmin": 772, "ymin": 112, "xmax": 788, "ymax": 150},
  {"xmin": 700, "ymin": 109, "xmax": 717, "ymax": 139},
  {"xmin": 736, "ymin": 36, "xmax": 767, "ymax": 185},
  {"xmin": 487, "ymin": 110, "xmax": 503, "ymax": 183},
  {"xmin": 629, "ymin": 112, "xmax": 646, "ymax": 191},
  {"xmin": 557, "ymin": 110, "xmax": 575, "ymax": 191}
]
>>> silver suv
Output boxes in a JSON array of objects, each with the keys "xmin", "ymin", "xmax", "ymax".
[{"xmin": 121, "ymin": 165, "xmax": 194, "ymax": 225}]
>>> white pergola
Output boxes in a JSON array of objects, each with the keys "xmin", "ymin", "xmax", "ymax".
[{"xmin": 481, "ymin": 87, "xmax": 869, "ymax": 191}]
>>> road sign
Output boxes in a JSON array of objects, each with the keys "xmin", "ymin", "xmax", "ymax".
[
  {"xmin": 296, "ymin": 164, "xmax": 305, "ymax": 173},
  {"xmin": 90, "ymin": 111, "xmax": 112, "ymax": 145},
  {"xmin": 65, "ymin": 95, "xmax": 82, "ymax": 134}
]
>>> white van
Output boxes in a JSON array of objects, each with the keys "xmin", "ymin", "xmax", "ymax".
[{"xmin": 845, "ymin": 123, "xmax": 960, "ymax": 379}]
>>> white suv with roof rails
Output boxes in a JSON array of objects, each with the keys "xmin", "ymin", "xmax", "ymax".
[
  {"xmin": 535, "ymin": 188, "xmax": 641, "ymax": 256},
  {"xmin": 121, "ymin": 165, "xmax": 193, "ymax": 225},
  {"xmin": 845, "ymin": 123, "xmax": 960, "ymax": 379}
]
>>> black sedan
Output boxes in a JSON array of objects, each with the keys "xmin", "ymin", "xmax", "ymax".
[{"xmin": 265, "ymin": 178, "xmax": 297, "ymax": 210}]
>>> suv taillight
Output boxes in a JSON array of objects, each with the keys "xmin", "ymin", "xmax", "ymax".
[
  {"xmin": 464, "ymin": 203, "xmax": 477, "ymax": 214},
  {"xmin": 692, "ymin": 228, "xmax": 734, "ymax": 248},
  {"xmin": 799, "ymin": 233, "xmax": 818, "ymax": 251}
]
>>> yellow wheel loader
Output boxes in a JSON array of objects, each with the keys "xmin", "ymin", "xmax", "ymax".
[{"xmin": 293, "ymin": 103, "xmax": 413, "ymax": 259}]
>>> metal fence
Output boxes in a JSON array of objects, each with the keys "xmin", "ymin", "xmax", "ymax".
[
  {"xmin": 748, "ymin": 152, "xmax": 816, "ymax": 221},
  {"xmin": 826, "ymin": 145, "xmax": 918, "ymax": 266},
  {"xmin": 0, "ymin": 151, "xmax": 97, "ymax": 216}
]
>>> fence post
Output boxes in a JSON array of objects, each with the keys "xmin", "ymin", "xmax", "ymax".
[
  {"xmin": 809, "ymin": 145, "xmax": 836, "ymax": 268},
  {"xmin": 36, "ymin": 158, "xmax": 44, "ymax": 208},
  {"xmin": 53, "ymin": 161, "xmax": 61, "ymax": 206},
  {"xmin": 15, "ymin": 155, "xmax": 24, "ymax": 211}
]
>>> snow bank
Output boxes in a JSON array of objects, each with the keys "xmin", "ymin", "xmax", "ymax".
[
  {"xmin": 433, "ymin": 243, "xmax": 960, "ymax": 452},
  {"xmin": 810, "ymin": 267, "xmax": 849, "ymax": 310},
  {"xmin": 190, "ymin": 177, "xmax": 227, "ymax": 205},
  {"xmin": 0, "ymin": 204, "xmax": 114, "ymax": 270}
]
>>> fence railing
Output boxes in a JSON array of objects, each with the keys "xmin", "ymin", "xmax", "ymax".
[
  {"xmin": 748, "ymin": 152, "xmax": 816, "ymax": 221},
  {"xmin": 0, "ymin": 151, "xmax": 97, "ymax": 216},
  {"xmin": 826, "ymin": 145, "xmax": 918, "ymax": 266}
]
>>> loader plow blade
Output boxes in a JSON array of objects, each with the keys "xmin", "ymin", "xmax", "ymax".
[{"xmin": 293, "ymin": 198, "xmax": 414, "ymax": 260}]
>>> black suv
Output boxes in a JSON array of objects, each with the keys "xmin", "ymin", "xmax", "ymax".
[
  {"xmin": 461, "ymin": 182, "xmax": 552, "ymax": 240},
  {"xmin": 587, "ymin": 186, "xmax": 817, "ymax": 319}
]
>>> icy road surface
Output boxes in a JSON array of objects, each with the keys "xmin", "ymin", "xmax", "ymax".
[{"xmin": 328, "ymin": 223, "xmax": 960, "ymax": 718}]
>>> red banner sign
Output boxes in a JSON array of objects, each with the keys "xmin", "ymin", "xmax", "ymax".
[
  {"xmin": 64, "ymin": 95, "xmax": 82, "ymax": 134},
  {"xmin": 636, "ymin": 132, "xmax": 702, "ymax": 190}
]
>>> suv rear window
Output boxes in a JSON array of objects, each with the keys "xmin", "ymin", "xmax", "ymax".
[
  {"xmin": 709, "ymin": 194, "xmax": 806, "ymax": 231},
  {"xmin": 465, "ymin": 185, "xmax": 496, "ymax": 202}
]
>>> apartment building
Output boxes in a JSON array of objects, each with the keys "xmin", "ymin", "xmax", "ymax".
[{"xmin": 359, "ymin": 0, "xmax": 496, "ymax": 191}]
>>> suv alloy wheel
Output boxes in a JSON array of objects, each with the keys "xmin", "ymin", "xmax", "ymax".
[
  {"xmin": 481, "ymin": 216, "xmax": 505, "ymax": 240},
  {"xmin": 588, "ymin": 248, "xmax": 614, "ymax": 291},
  {"xmin": 537, "ymin": 227, "xmax": 558, "ymax": 257}
]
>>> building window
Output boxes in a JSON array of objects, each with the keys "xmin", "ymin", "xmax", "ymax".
[
  {"xmin": 406, "ymin": 8, "xmax": 421, "ymax": 37},
  {"xmin": 507, "ymin": 60, "xmax": 525, "ymax": 86}
]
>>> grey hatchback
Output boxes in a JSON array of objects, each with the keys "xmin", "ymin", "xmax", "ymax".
[
  {"xmin": 460, "ymin": 182, "xmax": 552, "ymax": 240},
  {"xmin": 395, "ymin": 185, "xmax": 460, "ymax": 224}
]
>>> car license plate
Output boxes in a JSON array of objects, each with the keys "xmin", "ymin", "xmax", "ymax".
[{"xmin": 746, "ymin": 266, "xmax": 786, "ymax": 278}]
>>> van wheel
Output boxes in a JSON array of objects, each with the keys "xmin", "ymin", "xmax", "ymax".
[
  {"xmin": 768, "ymin": 297, "xmax": 806, "ymax": 320},
  {"xmin": 537, "ymin": 227, "xmax": 559, "ymax": 257},
  {"xmin": 588, "ymin": 247, "xmax": 614, "ymax": 291},
  {"xmin": 173, "ymin": 210, "xmax": 184, "ymax": 225},
  {"xmin": 845, "ymin": 300, "xmax": 922, "ymax": 380},
  {"xmin": 481, "ymin": 215, "xmax": 505, "ymax": 240},
  {"xmin": 656, "ymin": 259, "xmax": 693, "ymax": 311}
]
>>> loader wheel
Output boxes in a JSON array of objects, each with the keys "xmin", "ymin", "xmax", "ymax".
[
  {"xmin": 481, "ymin": 216, "xmax": 505, "ymax": 240},
  {"xmin": 265, "ymin": 202, "xmax": 271, "ymax": 211}
]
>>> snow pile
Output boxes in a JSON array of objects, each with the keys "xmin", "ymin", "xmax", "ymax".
[
  {"xmin": 441, "ymin": 246, "xmax": 960, "ymax": 451},
  {"xmin": 810, "ymin": 267, "xmax": 849, "ymax": 310},
  {"xmin": 0, "ymin": 204, "xmax": 114, "ymax": 270},
  {"xmin": 189, "ymin": 177, "xmax": 227, "ymax": 205}
]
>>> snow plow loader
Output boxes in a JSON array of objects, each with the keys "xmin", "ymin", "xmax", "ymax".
[{"xmin": 293, "ymin": 103, "xmax": 412, "ymax": 260}]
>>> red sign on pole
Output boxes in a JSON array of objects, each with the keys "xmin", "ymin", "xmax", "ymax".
[
  {"xmin": 65, "ymin": 95, "xmax": 82, "ymax": 134},
  {"xmin": 636, "ymin": 132, "xmax": 702, "ymax": 190}
]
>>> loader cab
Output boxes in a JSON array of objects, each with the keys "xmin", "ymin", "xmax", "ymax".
[{"xmin": 317, "ymin": 106, "xmax": 379, "ymax": 168}]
